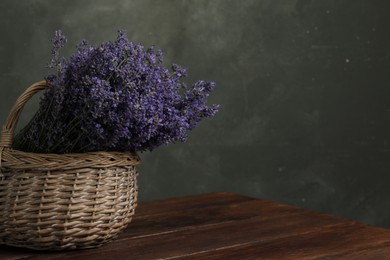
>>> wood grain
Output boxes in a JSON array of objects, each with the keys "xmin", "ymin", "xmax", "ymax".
[{"xmin": 1, "ymin": 192, "xmax": 390, "ymax": 259}]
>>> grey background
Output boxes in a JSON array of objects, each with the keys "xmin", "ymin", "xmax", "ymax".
[{"xmin": 1, "ymin": 0, "xmax": 390, "ymax": 228}]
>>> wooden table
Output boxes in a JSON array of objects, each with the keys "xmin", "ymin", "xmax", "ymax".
[{"xmin": 1, "ymin": 192, "xmax": 390, "ymax": 259}]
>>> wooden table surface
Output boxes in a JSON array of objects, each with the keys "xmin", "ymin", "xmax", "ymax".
[{"xmin": 1, "ymin": 192, "xmax": 390, "ymax": 259}]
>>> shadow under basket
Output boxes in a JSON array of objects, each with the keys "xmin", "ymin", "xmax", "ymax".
[{"xmin": 0, "ymin": 81, "xmax": 141, "ymax": 250}]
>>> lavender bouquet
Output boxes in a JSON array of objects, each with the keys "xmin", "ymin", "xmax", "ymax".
[{"xmin": 14, "ymin": 30, "xmax": 219, "ymax": 153}]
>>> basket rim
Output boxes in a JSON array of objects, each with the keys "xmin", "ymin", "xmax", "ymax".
[{"xmin": 0, "ymin": 147, "xmax": 140, "ymax": 171}]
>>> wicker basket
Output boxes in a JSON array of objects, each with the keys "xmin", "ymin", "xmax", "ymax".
[{"xmin": 0, "ymin": 80, "xmax": 141, "ymax": 250}]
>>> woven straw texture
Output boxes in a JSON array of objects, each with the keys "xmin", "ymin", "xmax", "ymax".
[{"xmin": 0, "ymin": 81, "xmax": 141, "ymax": 250}]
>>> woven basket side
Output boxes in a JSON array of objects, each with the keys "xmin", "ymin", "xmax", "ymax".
[{"xmin": 0, "ymin": 165, "xmax": 138, "ymax": 250}]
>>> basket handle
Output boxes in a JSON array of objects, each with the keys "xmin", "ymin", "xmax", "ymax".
[{"xmin": 0, "ymin": 80, "xmax": 49, "ymax": 148}]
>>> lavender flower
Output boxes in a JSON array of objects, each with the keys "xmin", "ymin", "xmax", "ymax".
[{"xmin": 14, "ymin": 30, "xmax": 219, "ymax": 153}]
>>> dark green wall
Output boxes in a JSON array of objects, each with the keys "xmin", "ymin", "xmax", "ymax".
[{"xmin": 1, "ymin": 0, "xmax": 390, "ymax": 228}]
